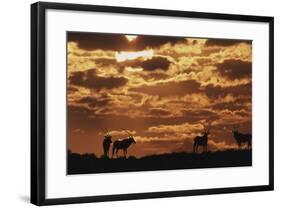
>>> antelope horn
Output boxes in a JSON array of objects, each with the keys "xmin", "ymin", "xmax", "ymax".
[
  {"xmin": 206, "ymin": 121, "xmax": 212, "ymax": 132},
  {"xmin": 121, "ymin": 128, "xmax": 131, "ymax": 136},
  {"xmin": 102, "ymin": 128, "xmax": 109, "ymax": 136},
  {"xmin": 105, "ymin": 128, "xmax": 110, "ymax": 135}
]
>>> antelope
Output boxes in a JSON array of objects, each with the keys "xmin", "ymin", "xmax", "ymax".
[
  {"xmin": 232, "ymin": 126, "xmax": 252, "ymax": 148},
  {"xmin": 112, "ymin": 128, "xmax": 136, "ymax": 158},
  {"xmin": 102, "ymin": 129, "xmax": 112, "ymax": 157},
  {"xmin": 193, "ymin": 123, "xmax": 211, "ymax": 153}
]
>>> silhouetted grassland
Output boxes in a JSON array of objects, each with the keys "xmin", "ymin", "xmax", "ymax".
[{"xmin": 67, "ymin": 149, "xmax": 252, "ymax": 174}]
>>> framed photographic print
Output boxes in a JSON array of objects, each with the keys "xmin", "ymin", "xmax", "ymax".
[{"xmin": 31, "ymin": 2, "xmax": 274, "ymax": 206}]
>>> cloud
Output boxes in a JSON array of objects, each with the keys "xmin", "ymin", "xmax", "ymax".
[
  {"xmin": 216, "ymin": 59, "xmax": 252, "ymax": 79},
  {"xmin": 139, "ymin": 122, "xmax": 207, "ymax": 152},
  {"xmin": 148, "ymin": 108, "xmax": 171, "ymax": 117},
  {"xmin": 68, "ymin": 105, "xmax": 91, "ymax": 113},
  {"xmin": 212, "ymin": 101, "xmax": 248, "ymax": 111},
  {"xmin": 77, "ymin": 95, "xmax": 111, "ymax": 108},
  {"xmin": 147, "ymin": 122, "xmax": 203, "ymax": 138},
  {"xmin": 132, "ymin": 35, "xmax": 186, "ymax": 50},
  {"xmin": 204, "ymin": 83, "xmax": 252, "ymax": 99},
  {"xmin": 208, "ymin": 139, "xmax": 238, "ymax": 150},
  {"xmin": 106, "ymin": 129, "xmax": 137, "ymax": 138},
  {"xmin": 68, "ymin": 32, "xmax": 130, "ymax": 51},
  {"xmin": 141, "ymin": 57, "xmax": 171, "ymax": 71},
  {"xmin": 156, "ymin": 38, "xmax": 206, "ymax": 57},
  {"xmin": 120, "ymin": 56, "xmax": 171, "ymax": 71},
  {"xmin": 180, "ymin": 109, "xmax": 219, "ymax": 122},
  {"xmin": 92, "ymin": 57, "xmax": 118, "ymax": 67},
  {"xmin": 205, "ymin": 39, "xmax": 251, "ymax": 47},
  {"xmin": 68, "ymin": 85, "xmax": 79, "ymax": 93},
  {"xmin": 68, "ymin": 32, "xmax": 186, "ymax": 51},
  {"xmin": 69, "ymin": 68, "xmax": 128, "ymax": 90},
  {"xmin": 130, "ymin": 79, "xmax": 202, "ymax": 96},
  {"xmin": 139, "ymin": 72, "xmax": 169, "ymax": 81}
]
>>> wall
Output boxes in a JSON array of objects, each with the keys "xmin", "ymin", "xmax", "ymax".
[{"xmin": 0, "ymin": 0, "xmax": 279, "ymax": 207}]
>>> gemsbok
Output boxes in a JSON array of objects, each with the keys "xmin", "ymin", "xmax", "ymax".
[
  {"xmin": 112, "ymin": 128, "xmax": 136, "ymax": 158},
  {"xmin": 232, "ymin": 127, "xmax": 252, "ymax": 148},
  {"xmin": 102, "ymin": 129, "xmax": 112, "ymax": 157},
  {"xmin": 193, "ymin": 124, "xmax": 211, "ymax": 153}
]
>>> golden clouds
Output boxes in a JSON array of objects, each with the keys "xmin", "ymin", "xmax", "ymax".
[
  {"xmin": 67, "ymin": 32, "xmax": 252, "ymax": 157},
  {"xmin": 147, "ymin": 122, "xmax": 203, "ymax": 139}
]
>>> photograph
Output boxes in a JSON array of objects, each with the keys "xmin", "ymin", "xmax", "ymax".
[
  {"xmin": 67, "ymin": 32, "xmax": 253, "ymax": 174},
  {"xmin": 31, "ymin": 2, "xmax": 273, "ymax": 205}
]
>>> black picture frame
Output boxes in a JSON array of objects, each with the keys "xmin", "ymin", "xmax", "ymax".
[{"xmin": 31, "ymin": 2, "xmax": 274, "ymax": 206}]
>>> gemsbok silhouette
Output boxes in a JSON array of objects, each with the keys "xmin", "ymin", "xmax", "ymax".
[
  {"xmin": 193, "ymin": 123, "xmax": 211, "ymax": 153},
  {"xmin": 102, "ymin": 129, "xmax": 112, "ymax": 157},
  {"xmin": 232, "ymin": 126, "xmax": 252, "ymax": 148},
  {"xmin": 112, "ymin": 128, "xmax": 136, "ymax": 158}
]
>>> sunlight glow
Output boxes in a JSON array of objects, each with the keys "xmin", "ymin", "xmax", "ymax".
[
  {"xmin": 125, "ymin": 35, "xmax": 137, "ymax": 42},
  {"xmin": 115, "ymin": 49, "xmax": 154, "ymax": 62}
]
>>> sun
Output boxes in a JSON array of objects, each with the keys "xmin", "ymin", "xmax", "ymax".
[
  {"xmin": 125, "ymin": 35, "xmax": 138, "ymax": 42},
  {"xmin": 115, "ymin": 49, "xmax": 154, "ymax": 62}
]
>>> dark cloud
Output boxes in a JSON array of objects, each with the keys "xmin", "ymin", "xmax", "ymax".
[
  {"xmin": 92, "ymin": 57, "xmax": 118, "ymax": 67},
  {"xmin": 69, "ymin": 68, "xmax": 128, "ymax": 90},
  {"xmin": 149, "ymin": 108, "xmax": 171, "ymax": 117},
  {"xmin": 119, "ymin": 59, "xmax": 141, "ymax": 68},
  {"xmin": 77, "ymin": 95, "xmax": 111, "ymax": 108},
  {"xmin": 212, "ymin": 102, "xmax": 247, "ymax": 111},
  {"xmin": 121, "ymin": 57, "xmax": 171, "ymax": 71},
  {"xmin": 235, "ymin": 111, "xmax": 250, "ymax": 117},
  {"xmin": 68, "ymin": 32, "xmax": 129, "ymax": 51},
  {"xmin": 235, "ymin": 97, "xmax": 251, "ymax": 103},
  {"xmin": 130, "ymin": 79, "xmax": 202, "ymax": 96},
  {"xmin": 216, "ymin": 59, "xmax": 252, "ymax": 79},
  {"xmin": 181, "ymin": 109, "xmax": 219, "ymax": 122},
  {"xmin": 68, "ymin": 32, "xmax": 186, "ymax": 51},
  {"xmin": 204, "ymin": 83, "xmax": 252, "ymax": 99},
  {"xmin": 205, "ymin": 39, "xmax": 252, "ymax": 47},
  {"xmin": 139, "ymin": 72, "xmax": 169, "ymax": 80},
  {"xmin": 141, "ymin": 57, "xmax": 171, "ymax": 71},
  {"xmin": 68, "ymin": 105, "xmax": 91, "ymax": 113},
  {"xmin": 68, "ymin": 86, "xmax": 79, "ymax": 93},
  {"xmin": 132, "ymin": 35, "xmax": 186, "ymax": 50},
  {"xmin": 128, "ymin": 93, "xmax": 143, "ymax": 102}
]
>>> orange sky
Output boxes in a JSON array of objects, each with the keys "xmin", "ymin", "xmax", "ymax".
[{"xmin": 67, "ymin": 32, "xmax": 252, "ymax": 158}]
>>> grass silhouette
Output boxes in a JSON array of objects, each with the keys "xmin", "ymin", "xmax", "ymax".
[{"xmin": 67, "ymin": 149, "xmax": 251, "ymax": 174}]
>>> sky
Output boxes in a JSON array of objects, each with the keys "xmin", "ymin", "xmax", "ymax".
[{"xmin": 67, "ymin": 32, "xmax": 252, "ymax": 158}]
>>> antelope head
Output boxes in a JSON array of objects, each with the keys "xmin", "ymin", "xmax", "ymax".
[
  {"xmin": 203, "ymin": 122, "xmax": 212, "ymax": 136},
  {"xmin": 122, "ymin": 128, "xmax": 136, "ymax": 143},
  {"xmin": 103, "ymin": 128, "xmax": 112, "ymax": 141}
]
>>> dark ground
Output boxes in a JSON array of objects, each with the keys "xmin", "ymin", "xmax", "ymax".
[{"xmin": 67, "ymin": 149, "xmax": 252, "ymax": 174}]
